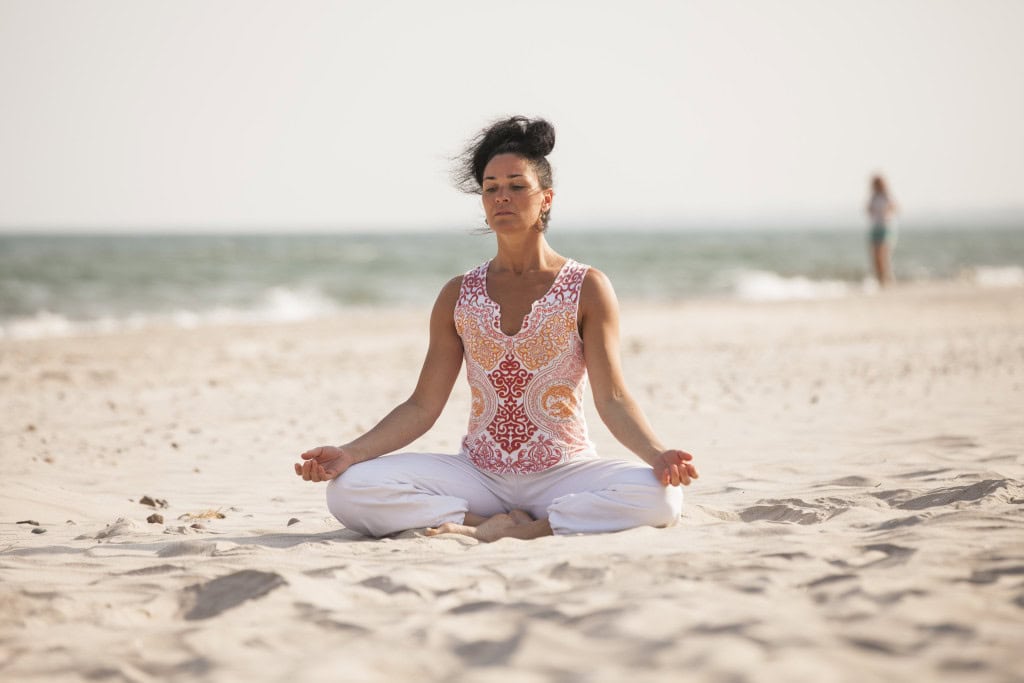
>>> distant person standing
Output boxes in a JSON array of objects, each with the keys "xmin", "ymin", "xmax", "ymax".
[{"xmin": 866, "ymin": 174, "xmax": 898, "ymax": 286}]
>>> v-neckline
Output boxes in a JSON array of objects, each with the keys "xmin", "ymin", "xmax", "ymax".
[{"xmin": 482, "ymin": 258, "xmax": 571, "ymax": 338}]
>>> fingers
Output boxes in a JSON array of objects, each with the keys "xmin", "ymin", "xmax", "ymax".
[
  {"xmin": 300, "ymin": 446, "xmax": 323, "ymax": 461},
  {"xmin": 295, "ymin": 446, "xmax": 334, "ymax": 482},
  {"xmin": 675, "ymin": 462, "xmax": 696, "ymax": 486},
  {"xmin": 294, "ymin": 458, "xmax": 327, "ymax": 482},
  {"xmin": 659, "ymin": 451, "xmax": 699, "ymax": 487},
  {"xmin": 658, "ymin": 464, "xmax": 683, "ymax": 486},
  {"xmin": 665, "ymin": 449, "xmax": 694, "ymax": 463}
]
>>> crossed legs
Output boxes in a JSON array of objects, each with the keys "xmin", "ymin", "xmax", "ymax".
[
  {"xmin": 425, "ymin": 509, "xmax": 553, "ymax": 541},
  {"xmin": 326, "ymin": 452, "xmax": 681, "ymax": 541}
]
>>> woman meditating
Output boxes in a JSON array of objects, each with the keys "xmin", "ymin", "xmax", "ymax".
[{"xmin": 294, "ymin": 116, "xmax": 698, "ymax": 541}]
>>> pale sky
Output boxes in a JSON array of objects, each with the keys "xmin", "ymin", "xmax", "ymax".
[{"xmin": 1, "ymin": 0, "xmax": 1022, "ymax": 232}]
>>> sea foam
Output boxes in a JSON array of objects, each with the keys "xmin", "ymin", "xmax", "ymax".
[
  {"xmin": 731, "ymin": 270, "xmax": 852, "ymax": 301},
  {"xmin": 971, "ymin": 265, "xmax": 1024, "ymax": 288},
  {"xmin": 0, "ymin": 286, "xmax": 341, "ymax": 340}
]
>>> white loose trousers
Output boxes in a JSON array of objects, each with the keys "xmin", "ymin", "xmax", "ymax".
[{"xmin": 325, "ymin": 451, "xmax": 683, "ymax": 537}]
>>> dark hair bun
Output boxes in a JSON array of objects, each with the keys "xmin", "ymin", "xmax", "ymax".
[
  {"xmin": 455, "ymin": 116, "xmax": 556, "ymax": 193},
  {"xmin": 516, "ymin": 117, "xmax": 556, "ymax": 157}
]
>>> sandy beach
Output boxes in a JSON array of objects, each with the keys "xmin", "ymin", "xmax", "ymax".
[{"xmin": 1, "ymin": 282, "xmax": 1022, "ymax": 683}]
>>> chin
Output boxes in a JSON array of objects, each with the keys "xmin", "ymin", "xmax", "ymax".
[{"xmin": 490, "ymin": 219, "xmax": 532, "ymax": 233}]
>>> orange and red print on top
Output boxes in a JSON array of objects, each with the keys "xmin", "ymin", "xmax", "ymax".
[{"xmin": 455, "ymin": 259, "xmax": 595, "ymax": 474}]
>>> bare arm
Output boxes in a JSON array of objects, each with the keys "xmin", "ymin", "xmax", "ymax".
[
  {"xmin": 580, "ymin": 269, "xmax": 698, "ymax": 487},
  {"xmin": 295, "ymin": 277, "xmax": 465, "ymax": 481}
]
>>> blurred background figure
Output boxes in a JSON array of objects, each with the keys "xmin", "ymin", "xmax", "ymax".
[{"xmin": 866, "ymin": 174, "xmax": 899, "ymax": 286}]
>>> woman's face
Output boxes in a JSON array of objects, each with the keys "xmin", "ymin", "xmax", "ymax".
[{"xmin": 481, "ymin": 153, "xmax": 553, "ymax": 233}]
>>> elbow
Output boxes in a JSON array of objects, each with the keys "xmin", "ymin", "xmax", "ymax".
[
  {"xmin": 593, "ymin": 389, "xmax": 629, "ymax": 421},
  {"xmin": 593, "ymin": 396, "xmax": 613, "ymax": 419},
  {"xmin": 420, "ymin": 409, "xmax": 442, "ymax": 430},
  {"xmin": 405, "ymin": 396, "xmax": 444, "ymax": 430}
]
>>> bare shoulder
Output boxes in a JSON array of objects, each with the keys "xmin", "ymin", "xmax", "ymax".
[
  {"xmin": 430, "ymin": 276, "xmax": 465, "ymax": 338},
  {"xmin": 581, "ymin": 267, "xmax": 618, "ymax": 310},
  {"xmin": 579, "ymin": 267, "xmax": 621, "ymax": 336},
  {"xmin": 435, "ymin": 275, "xmax": 464, "ymax": 306},
  {"xmin": 440, "ymin": 274, "xmax": 464, "ymax": 296}
]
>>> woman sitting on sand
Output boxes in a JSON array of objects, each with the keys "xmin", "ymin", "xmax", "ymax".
[{"xmin": 294, "ymin": 116, "xmax": 698, "ymax": 542}]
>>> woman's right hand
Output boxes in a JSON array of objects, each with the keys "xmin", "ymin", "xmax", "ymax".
[{"xmin": 294, "ymin": 445, "xmax": 356, "ymax": 482}]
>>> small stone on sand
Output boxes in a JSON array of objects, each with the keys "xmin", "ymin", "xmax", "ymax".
[
  {"xmin": 147, "ymin": 513, "xmax": 164, "ymax": 524},
  {"xmin": 287, "ymin": 518, "xmax": 300, "ymax": 526}
]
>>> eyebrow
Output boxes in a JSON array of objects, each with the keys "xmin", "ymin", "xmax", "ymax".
[{"xmin": 482, "ymin": 173, "xmax": 525, "ymax": 181}]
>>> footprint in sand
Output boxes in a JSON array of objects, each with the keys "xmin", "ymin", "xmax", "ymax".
[
  {"xmin": 893, "ymin": 434, "xmax": 981, "ymax": 450},
  {"xmin": 855, "ymin": 543, "xmax": 917, "ymax": 569},
  {"xmin": 120, "ymin": 564, "xmax": 183, "ymax": 577},
  {"xmin": 963, "ymin": 564, "xmax": 1024, "ymax": 585},
  {"xmin": 358, "ymin": 575, "xmax": 418, "ymax": 596},
  {"xmin": 823, "ymin": 475, "xmax": 877, "ymax": 487},
  {"xmin": 739, "ymin": 497, "xmax": 850, "ymax": 524},
  {"xmin": 181, "ymin": 570, "xmax": 286, "ymax": 620},
  {"xmin": 453, "ymin": 629, "xmax": 524, "ymax": 667},
  {"xmin": 547, "ymin": 561, "xmax": 608, "ymax": 584},
  {"xmin": 157, "ymin": 540, "xmax": 219, "ymax": 558},
  {"xmin": 872, "ymin": 514, "xmax": 928, "ymax": 531},
  {"xmin": 873, "ymin": 479, "xmax": 1022, "ymax": 510}
]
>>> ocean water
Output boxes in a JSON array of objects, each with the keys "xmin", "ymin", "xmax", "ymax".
[{"xmin": 1, "ymin": 226, "xmax": 1022, "ymax": 339}]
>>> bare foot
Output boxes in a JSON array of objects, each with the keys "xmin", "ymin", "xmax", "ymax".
[
  {"xmin": 509, "ymin": 509, "xmax": 534, "ymax": 525},
  {"xmin": 426, "ymin": 512, "xmax": 552, "ymax": 542},
  {"xmin": 425, "ymin": 513, "xmax": 517, "ymax": 541},
  {"xmin": 423, "ymin": 522, "xmax": 471, "ymax": 537},
  {"xmin": 472, "ymin": 514, "xmax": 523, "ymax": 541}
]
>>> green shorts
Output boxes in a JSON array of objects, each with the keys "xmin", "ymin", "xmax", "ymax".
[{"xmin": 870, "ymin": 223, "xmax": 889, "ymax": 245}]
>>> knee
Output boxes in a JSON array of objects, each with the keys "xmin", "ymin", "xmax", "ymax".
[
  {"xmin": 548, "ymin": 481, "xmax": 683, "ymax": 535},
  {"xmin": 325, "ymin": 471, "xmax": 375, "ymax": 537},
  {"xmin": 647, "ymin": 485, "xmax": 684, "ymax": 527},
  {"xmin": 617, "ymin": 471, "xmax": 684, "ymax": 528}
]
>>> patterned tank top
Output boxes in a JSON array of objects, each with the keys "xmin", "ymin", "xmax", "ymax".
[{"xmin": 455, "ymin": 258, "xmax": 595, "ymax": 474}]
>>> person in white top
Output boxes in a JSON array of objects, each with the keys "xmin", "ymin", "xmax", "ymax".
[
  {"xmin": 866, "ymin": 174, "xmax": 899, "ymax": 286},
  {"xmin": 293, "ymin": 116, "xmax": 699, "ymax": 542}
]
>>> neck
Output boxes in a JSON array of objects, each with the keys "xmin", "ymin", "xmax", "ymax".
[{"xmin": 490, "ymin": 232, "xmax": 559, "ymax": 274}]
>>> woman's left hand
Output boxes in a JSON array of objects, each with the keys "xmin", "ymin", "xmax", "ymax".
[{"xmin": 652, "ymin": 450, "xmax": 699, "ymax": 487}]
